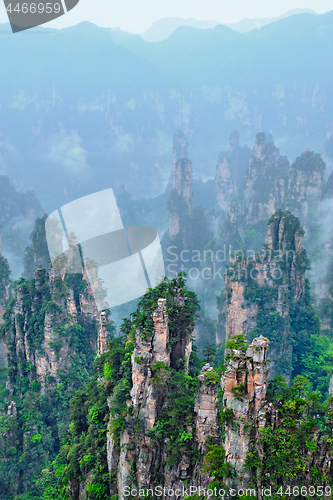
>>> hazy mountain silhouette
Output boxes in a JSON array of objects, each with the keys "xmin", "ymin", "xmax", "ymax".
[
  {"xmin": 139, "ymin": 8, "xmax": 318, "ymax": 42},
  {"xmin": 0, "ymin": 11, "xmax": 332, "ymax": 211},
  {"xmin": 140, "ymin": 17, "xmax": 219, "ymax": 42}
]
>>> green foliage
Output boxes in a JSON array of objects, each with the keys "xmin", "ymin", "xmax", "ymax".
[
  {"xmin": 219, "ymin": 408, "xmax": 234, "ymax": 426},
  {"xmin": 0, "ymin": 272, "xmax": 99, "ymax": 499},
  {"xmin": 202, "ymin": 444, "xmax": 231, "ymax": 489},
  {"xmin": 54, "ymin": 336, "xmax": 127, "ymax": 500},
  {"xmin": 224, "ymin": 334, "xmax": 248, "ymax": 364},
  {"xmin": 202, "ymin": 369, "xmax": 221, "ymax": 386},
  {"xmin": 148, "ymin": 369, "xmax": 200, "ymax": 465},
  {"xmin": 202, "ymin": 343, "xmax": 217, "ymax": 365},
  {"xmin": 54, "ymin": 274, "xmax": 201, "ymax": 498},
  {"xmin": 245, "ymin": 375, "xmax": 333, "ymax": 494},
  {"xmin": 231, "ymin": 382, "xmax": 246, "ymax": 399},
  {"xmin": 290, "ymin": 150, "xmax": 325, "ymax": 174}
]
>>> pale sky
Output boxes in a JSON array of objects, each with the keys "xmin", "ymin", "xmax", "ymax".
[{"xmin": 0, "ymin": 0, "xmax": 332, "ymax": 33}]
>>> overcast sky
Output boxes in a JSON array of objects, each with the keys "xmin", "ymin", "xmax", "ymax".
[{"xmin": 0, "ymin": 0, "xmax": 332, "ymax": 33}]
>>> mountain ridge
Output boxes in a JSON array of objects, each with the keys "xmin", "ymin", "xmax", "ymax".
[{"xmin": 139, "ymin": 8, "xmax": 318, "ymax": 42}]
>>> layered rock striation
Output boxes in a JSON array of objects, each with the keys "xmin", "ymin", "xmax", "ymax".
[
  {"xmin": 107, "ymin": 297, "xmax": 199, "ymax": 499},
  {"xmin": 4, "ymin": 260, "xmax": 99, "ymax": 392},
  {"xmin": 227, "ymin": 133, "xmax": 289, "ymax": 230},
  {"xmin": 286, "ymin": 150, "xmax": 325, "ymax": 216},
  {"xmin": 222, "ymin": 134, "xmax": 326, "ymax": 254},
  {"xmin": 225, "ymin": 210, "xmax": 308, "ymax": 382},
  {"xmin": 215, "ymin": 131, "xmax": 251, "ymax": 211},
  {"xmin": 168, "ymin": 131, "xmax": 193, "ymax": 238},
  {"xmin": 222, "ymin": 335, "xmax": 269, "ymax": 488}
]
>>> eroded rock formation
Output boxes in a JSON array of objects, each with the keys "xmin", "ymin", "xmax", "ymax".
[
  {"xmin": 104, "ymin": 294, "xmax": 275, "ymax": 499},
  {"xmin": 168, "ymin": 131, "xmax": 193, "ymax": 238},
  {"xmin": 4, "ymin": 261, "xmax": 99, "ymax": 392},
  {"xmin": 195, "ymin": 364, "xmax": 220, "ymax": 452},
  {"xmin": 223, "ymin": 134, "xmax": 326, "ymax": 254},
  {"xmin": 228, "ymin": 133, "xmax": 289, "ymax": 229},
  {"xmin": 222, "ymin": 335, "xmax": 269, "ymax": 487},
  {"xmin": 225, "ymin": 211, "xmax": 307, "ymax": 381},
  {"xmin": 215, "ymin": 131, "xmax": 251, "ymax": 211},
  {"xmin": 98, "ymin": 311, "xmax": 109, "ymax": 355},
  {"xmin": 286, "ymin": 150, "xmax": 325, "ymax": 216},
  {"xmin": 107, "ymin": 297, "xmax": 221, "ymax": 499}
]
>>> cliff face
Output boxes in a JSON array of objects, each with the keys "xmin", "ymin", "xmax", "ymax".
[
  {"xmin": 173, "ymin": 129, "xmax": 188, "ymax": 164},
  {"xmin": 53, "ymin": 270, "xmax": 333, "ymax": 499},
  {"xmin": 222, "ymin": 335, "xmax": 269, "ymax": 488},
  {"xmin": 215, "ymin": 131, "xmax": 251, "ymax": 211},
  {"xmin": 227, "ymin": 133, "xmax": 289, "ymax": 230},
  {"xmin": 0, "ymin": 256, "xmax": 101, "ymax": 499},
  {"xmin": 168, "ymin": 131, "xmax": 193, "ymax": 239},
  {"xmin": 223, "ymin": 135, "xmax": 326, "ymax": 254},
  {"xmin": 225, "ymin": 211, "xmax": 308, "ymax": 382},
  {"xmin": 0, "ymin": 252, "xmax": 10, "ymax": 367},
  {"xmin": 286, "ymin": 150, "xmax": 325, "ymax": 216},
  {"xmin": 5, "ymin": 263, "xmax": 98, "ymax": 392},
  {"xmin": 107, "ymin": 295, "xmax": 205, "ymax": 499}
]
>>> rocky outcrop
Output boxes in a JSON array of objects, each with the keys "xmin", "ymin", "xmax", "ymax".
[
  {"xmin": 238, "ymin": 133, "xmax": 289, "ymax": 227},
  {"xmin": 215, "ymin": 131, "xmax": 251, "ymax": 211},
  {"xmin": 222, "ymin": 335, "xmax": 269, "ymax": 487},
  {"xmin": 323, "ymin": 135, "xmax": 333, "ymax": 181},
  {"xmin": 98, "ymin": 311, "xmax": 108, "ymax": 355},
  {"xmin": 130, "ymin": 298, "xmax": 171, "ymax": 429},
  {"xmin": 107, "ymin": 297, "xmax": 221, "ymax": 499},
  {"xmin": 286, "ymin": 150, "xmax": 325, "ymax": 216},
  {"xmin": 4, "ymin": 261, "xmax": 99, "ymax": 392},
  {"xmin": 173, "ymin": 130, "xmax": 188, "ymax": 164},
  {"xmin": 105, "ymin": 298, "xmax": 272, "ymax": 499},
  {"xmin": 168, "ymin": 131, "xmax": 193, "ymax": 238},
  {"xmin": 0, "ymin": 251, "xmax": 10, "ymax": 367},
  {"xmin": 225, "ymin": 281, "xmax": 258, "ymax": 343},
  {"xmin": 195, "ymin": 364, "xmax": 220, "ymax": 452},
  {"xmin": 7, "ymin": 400, "xmax": 17, "ymax": 417},
  {"xmin": 223, "ymin": 135, "xmax": 325, "ymax": 253},
  {"xmin": 225, "ymin": 210, "xmax": 307, "ymax": 382}
]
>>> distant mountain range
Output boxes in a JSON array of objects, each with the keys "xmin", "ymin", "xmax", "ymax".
[
  {"xmin": 139, "ymin": 8, "xmax": 318, "ymax": 42},
  {"xmin": 0, "ymin": 9, "xmax": 332, "ymax": 214}
]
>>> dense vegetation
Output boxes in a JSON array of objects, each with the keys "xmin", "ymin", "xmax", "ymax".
[
  {"xmin": 1, "ymin": 260, "xmax": 333, "ymax": 498},
  {"xmin": 2, "ymin": 128, "xmax": 333, "ymax": 498},
  {"xmin": 52, "ymin": 274, "xmax": 201, "ymax": 499},
  {"xmin": 0, "ymin": 270, "xmax": 101, "ymax": 499}
]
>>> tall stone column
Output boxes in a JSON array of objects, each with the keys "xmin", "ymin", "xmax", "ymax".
[
  {"xmin": 98, "ymin": 311, "xmax": 108, "ymax": 355},
  {"xmin": 222, "ymin": 335, "xmax": 269, "ymax": 488}
]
